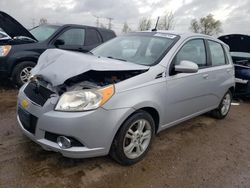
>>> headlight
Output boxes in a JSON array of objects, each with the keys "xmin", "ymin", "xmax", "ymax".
[
  {"xmin": 55, "ymin": 85, "xmax": 114, "ymax": 112},
  {"xmin": 0, "ymin": 45, "xmax": 11, "ymax": 57}
]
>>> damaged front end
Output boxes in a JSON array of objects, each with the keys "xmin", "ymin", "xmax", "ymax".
[
  {"xmin": 58, "ymin": 70, "xmax": 146, "ymax": 94},
  {"xmin": 219, "ymin": 34, "xmax": 250, "ymax": 96},
  {"xmin": 25, "ymin": 49, "xmax": 148, "ymax": 110}
]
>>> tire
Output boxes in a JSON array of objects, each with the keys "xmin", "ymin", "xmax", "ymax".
[
  {"xmin": 110, "ymin": 110, "xmax": 155, "ymax": 165},
  {"xmin": 11, "ymin": 61, "xmax": 36, "ymax": 87},
  {"xmin": 210, "ymin": 90, "xmax": 232, "ymax": 119}
]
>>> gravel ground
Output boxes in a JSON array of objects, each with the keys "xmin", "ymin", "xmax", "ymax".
[{"xmin": 0, "ymin": 88, "xmax": 250, "ymax": 188}]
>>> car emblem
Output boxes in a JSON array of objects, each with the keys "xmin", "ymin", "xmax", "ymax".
[{"xmin": 21, "ymin": 99, "xmax": 29, "ymax": 109}]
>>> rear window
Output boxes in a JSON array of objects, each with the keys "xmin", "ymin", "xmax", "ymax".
[{"xmin": 99, "ymin": 30, "xmax": 116, "ymax": 42}]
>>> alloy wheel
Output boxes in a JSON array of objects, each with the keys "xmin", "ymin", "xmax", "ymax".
[
  {"xmin": 20, "ymin": 66, "xmax": 33, "ymax": 83},
  {"xmin": 123, "ymin": 119, "xmax": 152, "ymax": 159},
  {"xmin": 221, "ymin": 93, "xmax": 231, "ymax": 116}
]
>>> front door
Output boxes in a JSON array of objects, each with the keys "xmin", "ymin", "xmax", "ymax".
[
  {"xmin": 164, "ymin": 39, "xmax": 214, "ymax": 125},
  {"xmin": 55, "ymin": 28, "xmax": 86, "ymax": 52}
]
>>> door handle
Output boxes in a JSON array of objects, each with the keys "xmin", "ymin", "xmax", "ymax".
[
  {"xmin": 227, "ymin": 69, "xmax": 232, "ymax": 73},
  {"xmin": 203, "ymin": 74, "xmax": 209, "ymax": 79}
]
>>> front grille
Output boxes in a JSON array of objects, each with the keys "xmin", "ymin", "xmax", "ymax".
[
  {"xmin": 45, "ymin": 131, "xmax": 84, "ymax": 147},
  {"xmin": 24, "ymin": 82, "xmax": 54, "ymax": 106},
  {"xmin": 18, "ymin": 107, "xmax": 38, "ymax": 134}
]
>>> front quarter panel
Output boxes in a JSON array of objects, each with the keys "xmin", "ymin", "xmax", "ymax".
[{"xmin": 103, "ymin": 66, "xmax": 168, "ymax": 126}]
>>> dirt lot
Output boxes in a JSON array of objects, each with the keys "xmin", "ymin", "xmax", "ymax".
[{"xmin": 0, "ymin": 86, "xmax": 250, "ymax": 188}]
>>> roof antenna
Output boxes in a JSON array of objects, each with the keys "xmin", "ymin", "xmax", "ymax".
[{"xmin": 152, "ymin": 17, "xmax": 160, "ymax": 32}]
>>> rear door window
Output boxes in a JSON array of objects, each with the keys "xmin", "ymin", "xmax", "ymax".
[
  {"xmin": 84, "ymin": 29, "xmax": 102, "ymax": 46},
  {"xmin": 208, "ymin": 41, "xmax": 227, "ymax": 66}
]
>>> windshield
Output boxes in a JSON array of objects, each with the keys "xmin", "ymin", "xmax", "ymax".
[
  {"xmin": 30, "ymin": 25, "xmax": 59, "ymax": 41},
  {"xmin": 92, "ymin": 34, "xmax": 177, "ymax": 66},
  {"xmin": 231, "ymin": 52, "xmax": 250, "ymax": 58}
]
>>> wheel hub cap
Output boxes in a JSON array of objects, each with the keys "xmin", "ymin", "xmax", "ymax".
[
  {"xmin": 20, "ymin": 67, "xmax": 33, "ymax": 83},
  {"xmin": 221, "ymin": 93, "xmax": 231, "ymax": 116},
  {"xmin": 123, "ymin": 119, "xmax": 152, "ymax": 159}
]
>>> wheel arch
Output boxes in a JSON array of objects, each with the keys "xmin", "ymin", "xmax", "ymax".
[
  {"xmin": 229, "ymin": 86, "xmax": 235, "ymax": 96},
  {"xmin": 10, "ymin": 57, "xmax": 38, "ymax": 75}
]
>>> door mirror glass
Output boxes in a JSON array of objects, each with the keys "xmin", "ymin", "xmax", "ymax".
[
  {"xmin": 54, "ymin": 39, "xmax": 65, "ymax": 47},
  {"xmin": 175, "ymin": 60, "xmax": 199, "ymax": 73}
]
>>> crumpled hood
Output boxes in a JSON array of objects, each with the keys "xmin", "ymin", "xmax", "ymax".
[{"xmin": 31, "ymin": 49, "xmax": 149, "ymax": 86}]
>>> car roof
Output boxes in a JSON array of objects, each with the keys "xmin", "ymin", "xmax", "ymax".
[
  {"xmin": 44, "ymin": 24, "xmax": 114, "ymax": 32},
  {"xmin": 129, "ymin": 30, "xmax": 226, "ymax": 46}
]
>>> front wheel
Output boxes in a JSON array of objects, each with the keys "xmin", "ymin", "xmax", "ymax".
[
  {"xmin": 110, "ymin": 111, "xmax": 155, "ymax": 165},
  {"xmin": 11, "ymin": 61, "xmax": 36, "ymax": 87},
  {"xmin": 210, "ymin": 90, "xmax": 232, "ymax": 119}
]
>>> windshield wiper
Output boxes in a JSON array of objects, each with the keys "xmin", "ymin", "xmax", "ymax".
[{"xmin": 107, "ymin": 56, "xmax": 127, "ymax": 62}]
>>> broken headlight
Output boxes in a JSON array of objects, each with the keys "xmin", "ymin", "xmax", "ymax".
[
  {"xmin": 55, "ymin": 85, "xmax": 114, "ymax": 111},
  {"xmin": 0, "ymin": 45, "xmax": 11, "ymax": 57}
]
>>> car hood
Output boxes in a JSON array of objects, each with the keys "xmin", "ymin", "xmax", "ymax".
[
  {"xmin": 0, "ymin": 11, "xmax": 37, "ymax": 41},
  {"xmin": 31, "ymin": 49, "xmax": 149, "ymax": 86},
  {"xmin": 218, "ymin": 34, "xmax": 250, "ymax": 53}
]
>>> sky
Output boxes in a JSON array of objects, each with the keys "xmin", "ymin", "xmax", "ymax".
[{"xmin": 1, "ymin": 0, "xmax": 250, "ymax": 35}]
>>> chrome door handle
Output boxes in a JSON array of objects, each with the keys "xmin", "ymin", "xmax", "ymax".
[
  {"xmin": 203, "ymin": 74, "xmax": 209, "ymax": 79},
  {"xmin": 227, "ymin": 69, "xmax": 231, "ymax": 73}
]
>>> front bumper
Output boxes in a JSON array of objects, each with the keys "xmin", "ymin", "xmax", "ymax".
[
  {"xmin": 17, "ymin": 85, "xmax": 134, "ymax": 158},
  {"xmin": 0, "ymin": 56, "xmax": 9, "ymax": 77}
]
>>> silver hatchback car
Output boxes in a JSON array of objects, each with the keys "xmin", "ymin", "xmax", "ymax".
[{"xmin": 17, "ymin": 31, "xmax": 235, "ymax": 165}]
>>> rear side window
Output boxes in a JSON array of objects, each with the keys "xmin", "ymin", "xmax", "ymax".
[
  {"xmin": 58, "ymin": 28, "xmax": 85, "ymax": 46},
  {"xmin": 174, "ymin": 39, "xmax": 207, "ymax": 67},
  {"xmin": 208, "ymin": 41, "xmax": 226, "ymax": 66},
  {"xmin": 99, "ymin": 30, "xmax": 116, "ymax": 41},
  {"xmin": 85, "ymin": 29, "xmax": 102, "ymax": 46}
]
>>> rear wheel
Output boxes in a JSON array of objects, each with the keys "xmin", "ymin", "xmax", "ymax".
[
  {"xmin": 110, "ymin": 111, "xmax": 155, "ymax": 165},
  {"xmin": 210, "ymin": 90, "xmax": 232, "ymax": 119},
  {"xmin": 11, "ymin": 61, "xmax": 36, "ymax": 87}
]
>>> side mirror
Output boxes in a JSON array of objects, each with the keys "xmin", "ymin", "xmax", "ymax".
[
  {"xmin": 175, "ymin": 60, "xmax": 198, "ymax": 74},
  {"xmin": 54, "ymin": 39, "xmax": 65, "ymax": 47}
]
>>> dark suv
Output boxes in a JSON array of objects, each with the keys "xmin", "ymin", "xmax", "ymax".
[{"xmin": 0, "ymin": 11, "xmax": 116, "ymax": 86}]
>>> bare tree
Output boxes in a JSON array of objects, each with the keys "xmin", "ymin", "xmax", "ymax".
[
  {"xmin": 138, "ymin": 17, "xmax": 152, "ymax": 31},
  {"xmin": 122, "ymin": 22, "xmax": 131, "ymax": 33},
  {"xmin": 189, "ymin": 14, "xmax": 222, "ymax": 36},
  {"xmin": 158, "ymin": 12, "xmax": 175, "ymax": 30},
  {"xmin": 39, "ymin": 18, "xmax": 48, "ymax": 25}
]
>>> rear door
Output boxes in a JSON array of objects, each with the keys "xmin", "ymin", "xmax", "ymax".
[
  {"xmin": 164, "ymin": 38, "xmax": 215, "ymax": 125},
  {"xmin": 206, "ymin": 40, "xmax": 234, "ymax": 100}
]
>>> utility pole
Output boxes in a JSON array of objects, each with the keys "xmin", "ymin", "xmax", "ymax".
[
  {"xmin": 31, "ymin": 18, "xmax": 35, "ymax": 28},
  {"xmin": 93, "ymin": 15, "xmax": 100, "ymax": 27},
  {"xmin": 106, "ymin": 17, "xmax": 114, "ymax": 29}
]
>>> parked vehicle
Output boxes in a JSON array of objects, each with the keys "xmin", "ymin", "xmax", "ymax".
[
  {"xmin": 17, "ymin": 31, "xmax": 235, "ymax": 165},
  {"xmin": 0, "ymin": 11, "xmax": 116, "ymax": 86},
  {"xmin": 219, "ymin": 34, "xmax": 250, "ymax": 97}
]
